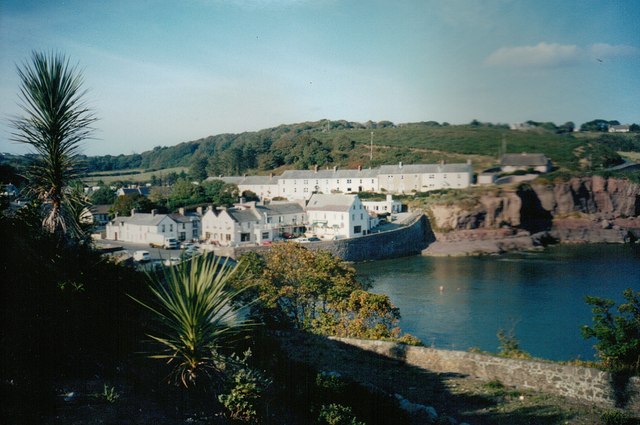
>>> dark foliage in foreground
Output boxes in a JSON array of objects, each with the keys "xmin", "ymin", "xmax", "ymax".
[{"xmin": 0, "ymin": 205, "xmax": 149, "ymax": 420}]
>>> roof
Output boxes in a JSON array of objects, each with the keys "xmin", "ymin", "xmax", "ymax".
[
  {"xmin": 110, "ymin": 212, "xmax": 174, "ymax": 227},
  {"xmin": 169, "ymin": 213, "xmax": 199, "ymax": 223},
  {"xmin": 259, "ymin": 202, "xmax": 304, "ymax": 216},
  {"xmin": 378, "ymin": 163, "xmax": 472, "ymax": 174},
  {"xmin": 89, "ymin": 204, "xmax": 111, "ymax": 215},
  {"xmin": 306, "ymin": 194, "xmax": 358, "ymax": 212},
  {"xmin": 239, "ymin": 175, "xmax": 280, "ymax": 185},
  {"xmin": 500, "ymin": 153, "xmax": 550, "ymax": 167},
  {"xmin": 280, "ymin": 168, "xmax": 379, "ymax": 180},
  {"xmin": 227, "ymin": 208, "xmax": 260, "ymax": 223},
  {"xmin": 118, "ymin": 187, "xmax": 150, "ymax": 196}
]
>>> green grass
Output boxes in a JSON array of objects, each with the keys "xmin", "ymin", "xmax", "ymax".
[{"xmin": 82, "ymin": 167, "xmax": 188, "ymax": 185}]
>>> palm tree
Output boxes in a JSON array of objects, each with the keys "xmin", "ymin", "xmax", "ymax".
[
  {"xmin": 133, "ymin": 254, "xmax": 254, "ymax": 388},
  {"xmin": 10, "ymin": 51, "xmax": 96, "ymax": 238}
]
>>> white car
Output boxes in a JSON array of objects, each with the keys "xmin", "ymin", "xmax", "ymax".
[
  {"xmin": 163, "ymin": 256, "xmax": 181, "ymax": 266},
  {"xmin": 133, "ymin": 250, "xmax": 151, "ymax": 262}
]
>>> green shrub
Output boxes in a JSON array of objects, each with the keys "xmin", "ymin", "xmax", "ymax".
[
  {"xmin": 218, "ymin": 350, "xmax": 271, "ymax": 424},
  {"xmin": 316, "ymin": 372, "xmax": 347, "ymax": 396},
  {"xmin": 600, "ymin": 409, "xmax": 637, "ymax": 425},
  {"xmin": 318, "ymin": 403, "xmax": 365, "ymax": 425},
  {"xmin": 582, "ymin": 289, "xmax": 640, "ymax": 374},
  {"xmin": 497, "ymin": 327, "xmax": 532, "ymax": 360}
]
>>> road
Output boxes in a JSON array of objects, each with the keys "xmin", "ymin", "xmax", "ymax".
[{"xmin": 93, "ymin": 239, "xmax": 184, "ymax": 262}]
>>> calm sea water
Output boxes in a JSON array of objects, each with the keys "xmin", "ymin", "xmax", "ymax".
[{"xmin": 356, "ymin": 244, "xmax": 640, "ymax": 361}]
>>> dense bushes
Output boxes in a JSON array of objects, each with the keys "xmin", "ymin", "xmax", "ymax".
[
  {"xmin": 0, "ymin": 205, "xmax": 150, "ymax": 418},
  {"xmin": 582, "ymin": 289, "xmax": 640, "ymax": 374},
  {"xmin": 233, "ymin": 243, "xmax": 419, "ymax": 343}
]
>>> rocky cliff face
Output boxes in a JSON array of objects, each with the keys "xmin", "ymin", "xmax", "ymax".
[{"xmin": 426, "ymin": 177, "xmax": 640, "ymax": 247}]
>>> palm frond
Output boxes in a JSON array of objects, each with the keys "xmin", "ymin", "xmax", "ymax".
[
  {"xmin": 9, "ymin": 50, "xmax": 96, "ymax": 237},
  {"xmin": 131, "ymin": 254, "xmax": 255, "ymax": 387}
]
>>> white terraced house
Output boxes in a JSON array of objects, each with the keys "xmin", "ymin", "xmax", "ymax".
[
  {"xmin": 201, "ymin": 201, "xmax": 306, "ymax": 246},
  {"xmin": 105, "ymin": 209, "xmax": 201, "ymax": 243},
  {"xmin": 210, "ymin": 161, "xmax": 473, "ymax": 201},
  {"xmin": 377, "ymin": 161, "xmax": 473, "ymax": 193},
  {"xmin": 278, "ymin": 166, "xmax": 379, "ymax": 200},
  {"xmin": 305, "ymin": 193, "xmax": 370, "ymax": 239}
]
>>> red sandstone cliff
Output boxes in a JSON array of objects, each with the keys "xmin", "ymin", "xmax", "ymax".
[{"xmin": 423, "ymin": 177, "xmax": 640, "ymax": 255}]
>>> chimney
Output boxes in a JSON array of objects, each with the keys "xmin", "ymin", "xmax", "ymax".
[
  {"xmin": 467, "ymin": 159, "xmax": 472, "ymax": 165},
  {"xmin": 399, "ymin": 161, "xmax": 403, "ymax": 169},
  {"xmin": 358, "ymin": 165, "xmax": 362, "ymax": 171},
  {"xmin": 314, "ymin": 164, "xmax": 319, "ymax": 173},
  {"xmin": 179, "ymin": 207, "xmax": 185, "ymax": 216},
  {"xmin": 130, "ymin": 208, "xmax": 136, "ymax": 216},
  {"xmin": 269, "ymin": 172, "xmax": 274, "ymax": 178},
  {"xmin": 333, "ymin": 166, "xmax": 337, "ymax": 172},
  {"xmin": 151, "ymin": 209, "xmax": 157, "ymax": 216},
  {"xmin": 196, "ymin": 206, "xmax": 203, "ymax": 215}
]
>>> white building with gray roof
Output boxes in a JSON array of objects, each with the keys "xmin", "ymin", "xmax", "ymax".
[
  {"xmin": 306, "ymin": 193, "xmax": 370, "ymax": 239},
  {"xmin": 208, "ymin": 161, "xmax": 473, "ymax": 201},
  {"xmin": 201, "ymin": 201, "xmax": 306, "ymax": 246}
]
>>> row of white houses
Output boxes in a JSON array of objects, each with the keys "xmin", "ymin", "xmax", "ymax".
[
  {"xmin": 209, "ymin": 161, "xmax": 473, "ymax": 201},
  {"xmin": 105, "ymin": 194, "xmax": 401, "ymax": 247}
]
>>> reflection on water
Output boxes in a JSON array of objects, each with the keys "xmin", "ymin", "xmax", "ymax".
[{"xmin": 356, "ymin": 244, "xmax": 640, "ymax": 361}]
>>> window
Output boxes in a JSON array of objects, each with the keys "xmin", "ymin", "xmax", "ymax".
[
  {"xmin": 225, "ymin": 234, "xmax": 231, "ymax": 241},
  {"xmin": 347, "ymin": 179, "xmax": 352, "ymax": 184},
  {"xmin": 193, "ymin": 229, "xmax": 198, "ymax": 238},
  {"xmin": 360, "ymin": 213, "xmax": 363, "ymax": 219},
  {"xmin": 354, "ymin": 225, "xmax": 362, "ymax": 233},
  {"xmin": 303, "ymin": 179, "xmax": 308, "ymax": 184},
  {"xmin": 169, "ymin": 224, "xmax": 173, "ymax": 232},
  {"xmin": 262, "ymin": 232, "xmax": 269, "ymax": 239},
  {"xmin": 241, "ymin": 233, "xmax": 250, "ymax": 242},
  {"xmin": 352, "ymin": 214, "xmax": 355, "ymax": 220},
  {"xmin": 267, "ymin": 217, "xmax": 272, "ymax": 223},
  {"xmin": 161, "ymin": 224, "xmax": 165, "ymax": 232},
  {"xmin": 182, "ymin": 223, "xmax": 186, "ymax": 229}
]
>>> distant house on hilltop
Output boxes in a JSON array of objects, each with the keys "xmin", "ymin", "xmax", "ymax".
[
  {"xmin": 500, "ymin": 153, "xmax": 551, "ymax": 173},
  {"xmin": 116, "ymin": 186, "xmax": 150, "ymax": 197},
  {"xmin": 608, "ymin": 124, "xmax": 630, "ymax": 133}
]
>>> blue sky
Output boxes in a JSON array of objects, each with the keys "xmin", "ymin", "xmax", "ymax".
[{"xmin": 1, "ymin": 0, "xmax": 638, "ymax": 156}]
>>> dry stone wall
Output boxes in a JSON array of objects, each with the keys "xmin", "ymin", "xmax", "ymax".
[{"xmin": 332, "ymin": 337, "xmax": 640, "ymax": 413}]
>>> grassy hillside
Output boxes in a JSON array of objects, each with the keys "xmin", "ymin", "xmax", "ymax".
[
  {"xmin": 73, "ymin": 120, "xmax": 639, "ymax": 180},
  {"xmin": 82, "ymin": 167, "xmax": 188, "ymax": 185}
]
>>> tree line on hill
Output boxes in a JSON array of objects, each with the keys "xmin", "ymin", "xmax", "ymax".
[{"xmin": 75, "ymin": 118, "xmax": 638, "ymax": 178}]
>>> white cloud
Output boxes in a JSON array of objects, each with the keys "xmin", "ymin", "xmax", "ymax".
[
  {"xmin": 484, "ymin": 42, "xmax": 581, "ymax": 68},
  {"xmin": 485, "ymin": 42, "xmax": 640, "ymax": 68},
  {"xmin": 589, "ymin": 43, "xmax": 640, "ymax": 59}
]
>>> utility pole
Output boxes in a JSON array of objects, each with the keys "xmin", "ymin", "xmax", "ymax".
[{"xmin": 370, "ymin": 131, "xmax": 374, "ymax": 161}]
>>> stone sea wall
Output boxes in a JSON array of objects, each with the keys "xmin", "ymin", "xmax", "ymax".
[
  {"xmin": 331, "ymin": 337, "xmax": 640, "ymax": 413},
  {"xmin": 212, "ymin": 212, "xmax": 434, "ymax": 262}
]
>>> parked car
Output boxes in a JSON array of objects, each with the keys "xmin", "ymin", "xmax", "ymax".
[
  {"xmin": 133, "ymin": 250, "xmax": 151, "ymax": 262},
  {"xmin": 180, "ymin": 241, "xmax": 196, "ymax": 250},
  {"xmin": 294, "ymin": 237, "xmax": 321, "ymax": 243},
  {"xmin": 164, "ymin": 238, "xmax": 179, "ymax": 249},
  {"xmin": 163, "ymin": 256, "xmax": 181, "ymax": 266}
]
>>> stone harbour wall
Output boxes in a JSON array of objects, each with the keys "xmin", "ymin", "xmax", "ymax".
[
  {"xmin": 331, "ymin": 337, "xmax": 640, "ymax": 413},
  {"xmin": 213, "ymin": 212, "xmax": 434, "ymax": 262}
]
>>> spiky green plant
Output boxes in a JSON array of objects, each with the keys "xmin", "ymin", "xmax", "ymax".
[
  {"xmin": 10, "ymin": 51, "xmax": 96, "ymax": 238},
  {"xmin": 133, "ymin": 254, "xmax": 254, "ymax": 388}
]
